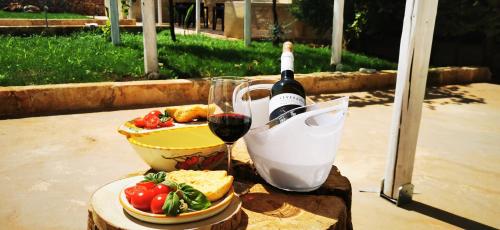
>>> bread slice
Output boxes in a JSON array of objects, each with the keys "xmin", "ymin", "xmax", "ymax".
[{"xmin": 166, "ymin": 170, "xmax": 233, "ymax": 201}]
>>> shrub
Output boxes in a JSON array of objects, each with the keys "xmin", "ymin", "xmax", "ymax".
[{"xmin": 290, "ymin": 0, "xmax": 500, "ymax": 41}]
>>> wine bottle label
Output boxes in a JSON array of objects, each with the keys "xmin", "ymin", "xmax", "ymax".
[{"xmin": 268, "ymin": 93, "xmax": 305, "ymax": 115}]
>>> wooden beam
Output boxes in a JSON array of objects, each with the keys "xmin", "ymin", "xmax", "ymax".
[
  {"xmin": 244, "ymin": 0, "xmax": 251, "ymax": 46},
  {"xmin": 330, "ymin": 0, "xmax": 344, "ymax": 65},
  {"xmin": 383, "ymin": 0, "xmax": 439, "ymax": 200},
  {"xmin": 141, "ymin": 0, "xmax": 159, "ymax": 74},
  {"xmin": 157, "ymin": 0, "xmax": 163, "ymax": 25},
  {"xmin": 109, "ymin": 0, "xmax": 121, "ymax": 45},
  {"xmin": 195, "ymin": 0, "xmax": 200, "ymax": 34}
]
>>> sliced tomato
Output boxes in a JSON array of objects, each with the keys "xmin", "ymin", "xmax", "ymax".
[
  {"xmin": 133, "ymin": 117, "xmax": 146, "ymax": 128},
  {"xmin": 144, "ymin": 115, "xmax": 160, "ymax": 129},
  {"xmin": 150, "ymin": 193, "xmax": 168, "ymax": 214},
  {"xmin": 136, "ymin": 181, "xmax": 155, "ymax": 189},
  {"xmin": 131, "ymin": 189, "xmax": 155, "ymax": 211},
  {"xmin": 150, "ymin": 184, "xmax": 170, "ymax": 197}
]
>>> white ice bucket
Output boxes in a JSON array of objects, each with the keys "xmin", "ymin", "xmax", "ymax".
[{"xmin": 234, "ymin": 84, "xmax": 348, "ymax": 192}]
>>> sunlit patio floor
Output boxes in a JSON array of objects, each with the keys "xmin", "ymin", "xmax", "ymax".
[{"xmin": 0, "ymin": 83, "xmax": 498, "ymax": 229}]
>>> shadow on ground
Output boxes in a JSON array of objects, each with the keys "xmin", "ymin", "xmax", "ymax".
[
  {"xmin": 401, "ymin": 201, "xmax": 497, "ymax": 229},
  {"xmin": 310, "ymin": 85, "xmax": 485, "ymax": 110}
]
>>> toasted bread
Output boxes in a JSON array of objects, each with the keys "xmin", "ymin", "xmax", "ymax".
[
  {"xmin": 165, "ymin": 104, "xmax": 209, "ymax": 123},
  {"xmin": 166, "ymin": 170, "xmax": 233, "ymax": 201}
]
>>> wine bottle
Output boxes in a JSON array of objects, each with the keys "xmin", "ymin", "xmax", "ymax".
[{"xmin": 269, "ymin": 41, "xmax": 306, "ymax": 121}]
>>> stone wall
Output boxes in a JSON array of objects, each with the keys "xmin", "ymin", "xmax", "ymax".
[
  {"xmin": 1, "ymin": 0, "xmax": 105, "ymax": 16},
  {"xmin": 0, "ymin": 67, "xmax": 491, "ymax": 118}
]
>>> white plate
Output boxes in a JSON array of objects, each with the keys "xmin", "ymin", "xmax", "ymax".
[{"xmin": 118, "ymin": 177, "xmax": 235, "ymax": 224}]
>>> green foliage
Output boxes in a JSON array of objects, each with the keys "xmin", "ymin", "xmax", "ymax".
[
  {"xmin": 101, "ymin": 20, "xmax": 112, "ymax": 40},
  {"xmin": 184, "ymin": 4, "xmax": 195, "ymax": 29},
  {"xmin": 435, "ymin": 0, "xmax": 500, "ymax": 38},
  {"xmin": 0, "ymin": 32, "xmax": 144, "ymax": 86},
  {"xmin": 290, "ymin": 0, "xmax": 333, "ymax": 35},
  {"xmin": 290, "ymin": 0, "xmax": 500, "ymax": 40},
  {"xmin": 0, "ymin": 31, "xmax": 397, "ymax": 86},
  {"xmin": 0, "ymin": 11, "xmax": 88, "ymax": 19},
  {"xmin": 120, "ymin": 0, "xmax": 130, "ymax": 16}
]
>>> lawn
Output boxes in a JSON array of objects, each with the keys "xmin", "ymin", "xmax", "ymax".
[
  {"xmin": 0, "ymin": 31, "xmax": 397, "ymax": 86},
  {"xmin": 0, "ymin": 11, "xmax": 88, "ymax": 19}
]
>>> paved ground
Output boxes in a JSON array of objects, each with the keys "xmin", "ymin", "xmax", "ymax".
[{"xmin": 0, "ymin": 83, "xmax": 498, "ymax": 229}]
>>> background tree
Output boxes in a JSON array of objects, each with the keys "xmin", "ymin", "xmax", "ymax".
[
  {"xmin": 168, "ymin": 0, "xmax": 176, "ymax": 41},
  {"xmin": 271, "ymin": 0, "xmax": 280, "ymax": 46}
]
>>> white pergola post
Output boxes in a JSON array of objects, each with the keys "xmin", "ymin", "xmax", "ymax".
[
  {"xmin": 157, "ymin": 0, "xmax": 163, "ymax": 25},
  {"xmin": 142, "ymin": 0, "xmax": 159, "ymax": 74},
  {"xmin": 109, "ymin": 0, "xmax": 121, "ymax": 45},
  {"xmin": 244, "ymin": 0, "xmax": 251, "ymax": 46},
  {"xmin": 382, "ymin": 0, "xmax": 439, "ymax": 205},
  {"xmin": 330, "ymin": 0, "xmax": 344, "ymax": 66},
  {"xmin": 195, "ymin": 0, "xmax": 201, "ymax": 34}
]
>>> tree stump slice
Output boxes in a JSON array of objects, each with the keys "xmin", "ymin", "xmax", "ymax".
[
  {"xmin": 87, "ymin": 177, "xmax": 242, "ymax": 230},
  {"xmin": 231, "ymin": 163, "xmax": 352, "ymax": 230}
]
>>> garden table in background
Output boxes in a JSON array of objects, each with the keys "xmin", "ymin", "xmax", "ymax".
[{"xmin": 87, "ymin": 141, "xmax": 352, "ymax": 229}]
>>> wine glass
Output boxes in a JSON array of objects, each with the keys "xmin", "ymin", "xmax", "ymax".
[{"xmin": 208, "ymin": 77, "xmax": 252, "ymax": 175}]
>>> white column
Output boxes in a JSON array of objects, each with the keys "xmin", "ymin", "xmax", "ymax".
[
  {"xmin": 157, "ymin": 0, "xmax": 163, "ymax": 25},
  {"xmin": 142, "ymin": 0, "xmax": 159, "ymax": 74},
  {"xmin": 330, "ymin": 0, "xmax": 344, "ymax": 65},
  {"xmin": 195, "ymin": 0, "xmax": 201, "ymax": 34},
  {"xmin": 383, "ymin": 0, "xmax": 439, "ymax": 200},
  {"xmin": 109, "ymin": 0, "xmax": 121, "ymax": 45},
  {"xmin": 244, "ymin": 0, "xmax": 251, "ymax": 46}
]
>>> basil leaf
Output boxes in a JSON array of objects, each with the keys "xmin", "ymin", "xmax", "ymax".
[
  {"xmin": 162, "ymin": 191, "xmax": 182, "ymax": 216},
  {"xmin": 144, "ymin": 171, "xmax": 167, "ymax": 184},
  {"xmin": 179, "ymin": 183, "xmax": 211, "ymax": 210},
  {"xmin": 162, "ymin": 180, "xmax": 178, "ymax": 191},
  {"xmin": 159, "ymin": 112, "xmax": 170, "ymax": 122}
]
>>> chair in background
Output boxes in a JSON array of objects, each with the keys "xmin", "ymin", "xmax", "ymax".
[{"xmin": 212, "ymin": 3, "xmax": 224, "ymax": 31}]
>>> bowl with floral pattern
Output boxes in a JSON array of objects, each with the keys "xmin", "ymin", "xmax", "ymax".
[{"xmin": 119, "ymin": 125, "xmax": 226, "ymax": 171}]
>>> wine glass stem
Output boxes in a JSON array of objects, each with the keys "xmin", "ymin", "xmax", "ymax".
[{"xmin": 226, "ymin": 143, "xmax": 233, "ymax": 175}]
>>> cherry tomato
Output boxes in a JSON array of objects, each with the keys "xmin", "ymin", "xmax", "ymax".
[
  {"xmin": 150, "ymin": 184, "xmax": 170, "ymax": 197},
  {"xmin": 147, "ymin": 110, "xmax": 162, "ymax": 118},
  {"xmin": 164, "ymin": 119, "xmax": 174, "ymax": 127},
  {"xmin": 144, "ymin": 115, "xmax": 160, "ymax": 129},
  {"xmin": 159, "ymin": 121, "xmax": 168, "ymax": 127},
  {"xmin": 131, "ymin": 189, "xmax": 155, "ymax": 211},
  {"xmin": 124, "ymin": 186, "xmax": 146, "ymax": 202},
  {"xmin": 133, "ymin": 117, "xmax": 146, "ymax": 128},
  {"xmin": 150, "ymin": 193, "xmax": 168, "ymax": 214},
  {"xmin": 136, "ymin": 181, "xmax": 155, "ymax": 190},
  {"xmin": 158, "ymin": 118, "xmax": 173, "ymax": 128}
]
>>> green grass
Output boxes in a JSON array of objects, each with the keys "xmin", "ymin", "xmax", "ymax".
[
  {"xmin": 0, "ymin": 11, "xmax": 88, "ymax": 19},
  {"xmin": 0, "ymin": 31, "xmax": 397, "ymax": 86}
]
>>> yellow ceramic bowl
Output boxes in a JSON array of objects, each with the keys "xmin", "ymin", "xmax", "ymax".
[{"xmin": 121, "ymin": 125, "xmax": 226, "ymax": 171}]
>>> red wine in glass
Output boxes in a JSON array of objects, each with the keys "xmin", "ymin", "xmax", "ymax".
[
  {"xmin": 208, "ymin": 77, "xmax": 252, "ymax": 175},
  {"xmin": 208, "ymin": 113, "xmax": 252, "ymax": 144}
]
